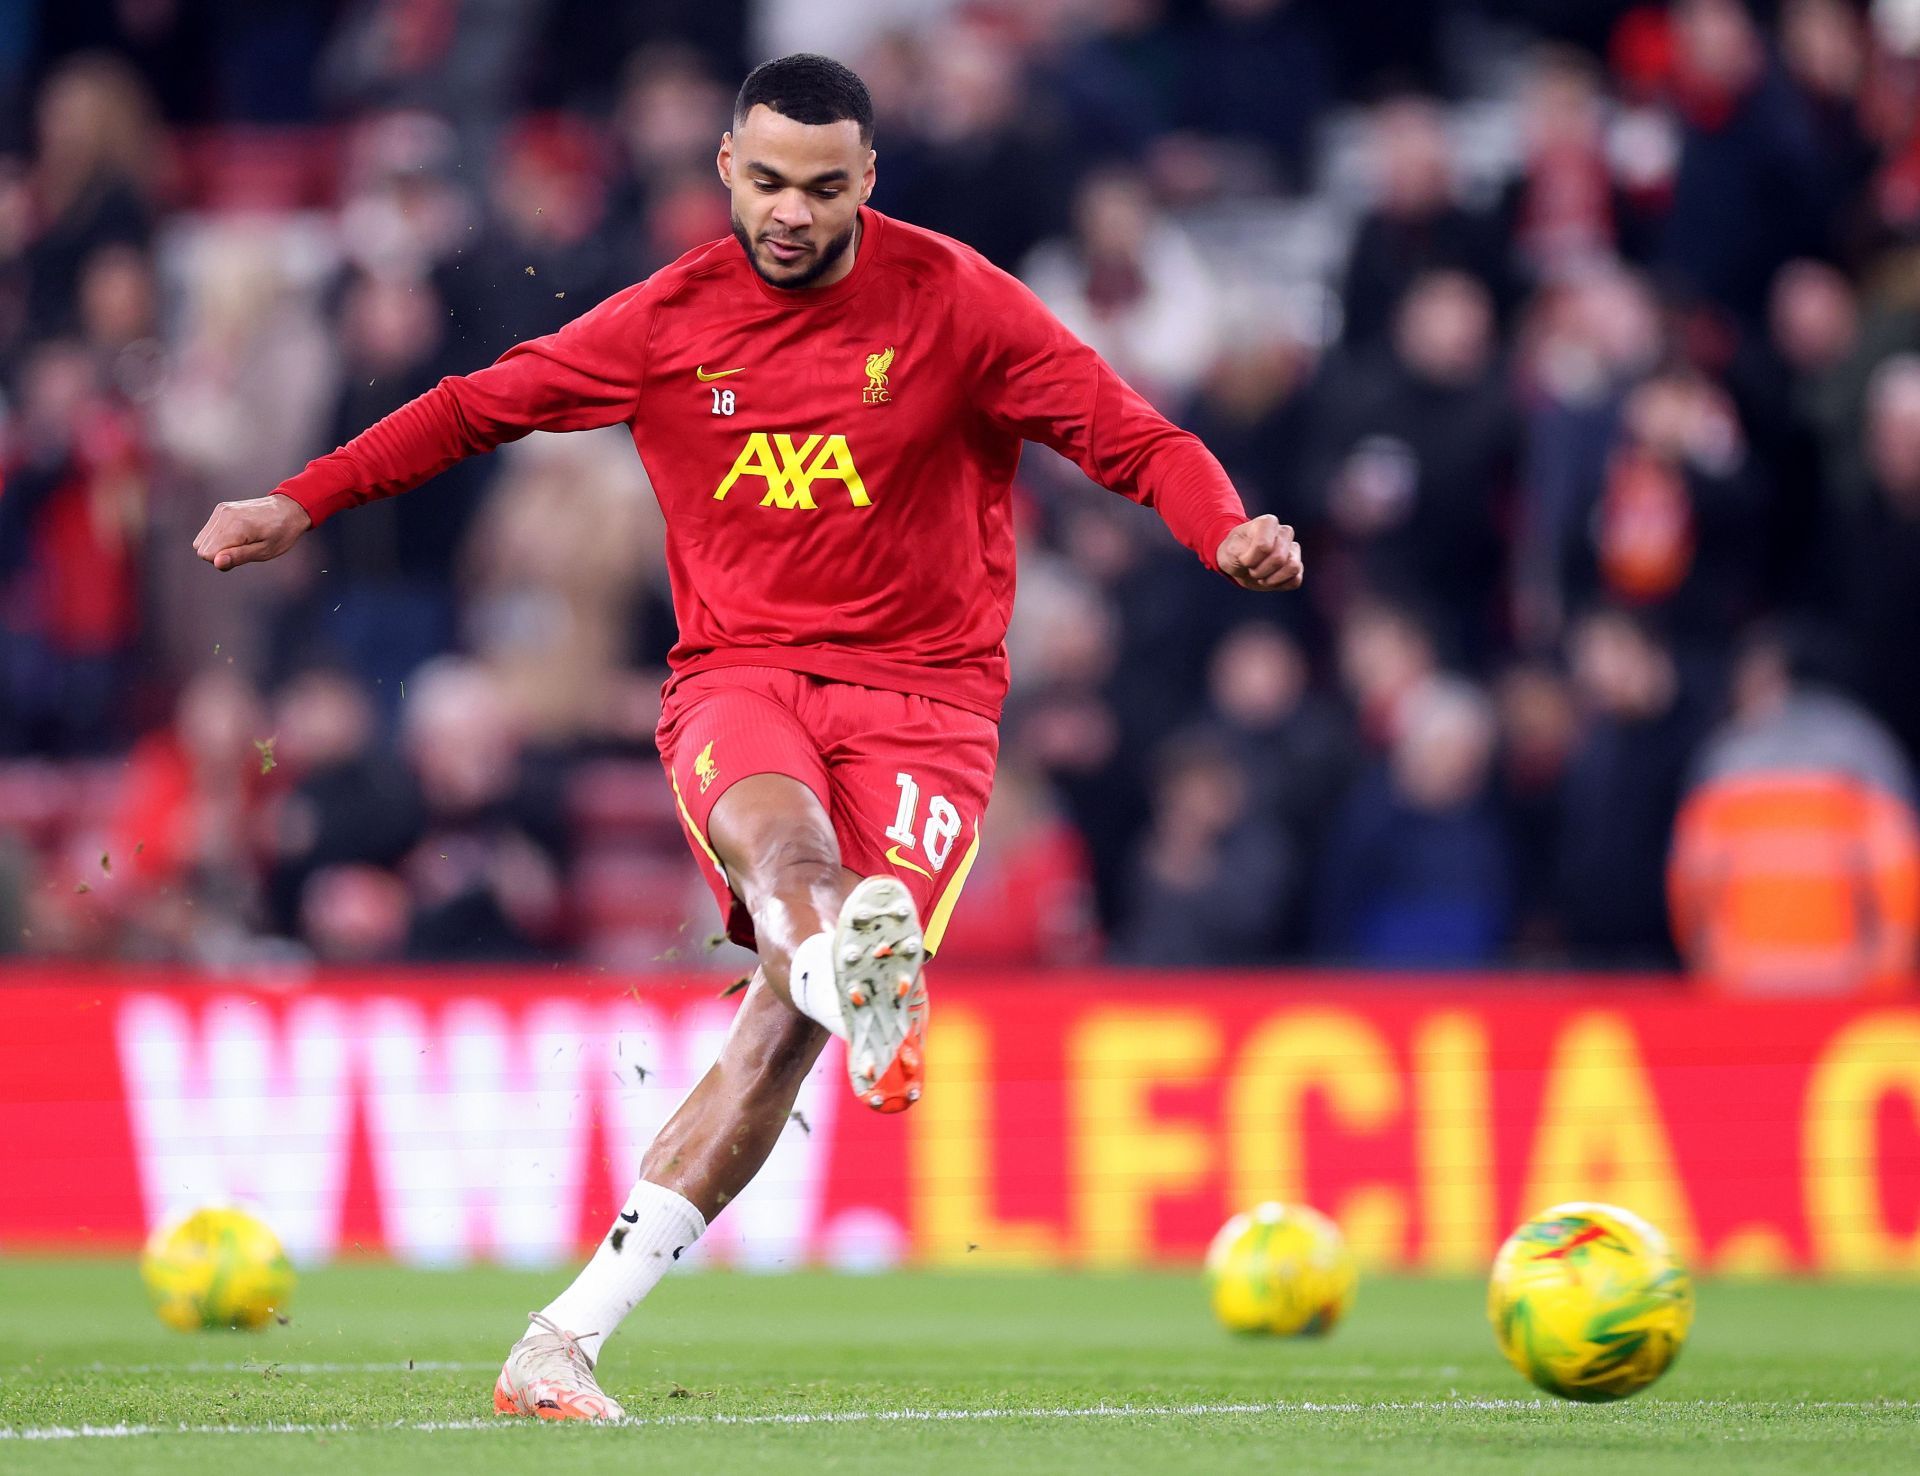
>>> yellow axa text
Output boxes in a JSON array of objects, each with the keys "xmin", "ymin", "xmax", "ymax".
[{"xmin": 712, "ymin": 431, "xmax": 872, "ymax": 509}]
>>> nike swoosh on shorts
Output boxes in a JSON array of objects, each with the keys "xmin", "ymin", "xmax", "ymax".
[{"xmin": 884, "ymin": 845, "xmax": 932, "ymax": 879}]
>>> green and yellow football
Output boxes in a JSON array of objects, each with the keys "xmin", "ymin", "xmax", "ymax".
[
  {"xmin": 1205, "ymin": 1201, "xmax": 1356, "ymax": 1336},
  {"xmin": 1488, "ymin": 1201, "xmax": 1693, "ymax": 1401},
  {"xmin": 140, "ymin": 1205, "xmax": 296, "ymax": 1332}
]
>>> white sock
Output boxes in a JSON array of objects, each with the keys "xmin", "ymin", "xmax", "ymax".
[
  {"xmin": 786, "ymin": 929, "xmax": 846, "ymax": 1039},
  {"xmin": 530, "ymin": 1180, "xmax": 706, "ymax": 1363}
]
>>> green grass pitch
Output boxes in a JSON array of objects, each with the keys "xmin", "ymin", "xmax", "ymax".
[{"xmin": 1, "ymin": 1260, "xmax": 1915, "ymax": 1474}]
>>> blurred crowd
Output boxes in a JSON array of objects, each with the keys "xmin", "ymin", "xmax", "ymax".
[{"xmin": 4, "ymin": 0, "xmax": 1920, "ymax": 993}]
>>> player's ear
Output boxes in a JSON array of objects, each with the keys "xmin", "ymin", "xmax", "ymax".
[
  {"xmin": 716, "ymin": 132, "xmax": 734, "ymax": 188},
  {"xmin": 861, "ymin": 148, "xmax": 876, "ymax": 204}
]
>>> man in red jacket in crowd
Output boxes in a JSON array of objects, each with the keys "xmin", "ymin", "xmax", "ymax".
[{"xmin": 194, "ymin": 53, "xmax": 1303, "ymax": 1421}]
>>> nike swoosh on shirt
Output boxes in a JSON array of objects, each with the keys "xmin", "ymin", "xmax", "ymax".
[
  {"xmin": 619, "ymin": 1210, "xmax": 639, "ymax": 1224},
  {"xmin": 695, "ymin": 365, "xmax": 746, "ymax": 381},
  {"xmin": 884, "ymin": 845, "xmax": 932, "ymax": 880}
]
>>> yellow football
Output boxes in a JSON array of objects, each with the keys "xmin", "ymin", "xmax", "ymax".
[
  {"xmin": 139, "ymin": 1205, "xmax": 296, "ymax": 1332},
  {"xmin": 1488, "ymin": 1201, "xmax": 1694, "ymax": 1401},
  {"xmin": 1205, "ymin": 1201, "xmax": 1356, "ymax": 1336}
]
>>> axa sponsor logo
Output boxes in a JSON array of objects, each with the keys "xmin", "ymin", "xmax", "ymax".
[{"xmin": 712, "ymin": 432, "xmax": 871, "ymax": 510}]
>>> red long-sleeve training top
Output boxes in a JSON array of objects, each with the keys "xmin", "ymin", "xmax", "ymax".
[{"xmin": 276, "ymin": 207, "xmax": 1248, "ymax": 720}]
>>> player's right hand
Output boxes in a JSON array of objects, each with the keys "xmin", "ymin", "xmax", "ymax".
[
  {"xmin": 1216, "ymin": 515, "xmax": 1304, "ymax": 593},
  {"xmin": 192, "ymin": 493, "xmax": 312, "ymax": 572}
]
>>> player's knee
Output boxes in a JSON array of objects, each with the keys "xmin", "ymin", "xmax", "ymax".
[
  {"xmin": 711, "ymin": 789, "xmax": 841, "ymax": 888},
  {"xmin": 757, "ymin": 833, "xmax": 843, "ymax": 893}
]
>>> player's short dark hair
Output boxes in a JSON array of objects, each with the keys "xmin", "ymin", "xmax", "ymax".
[{"xmin": 734, "ymin": 54, "xmax": 873, "ymax": 145}]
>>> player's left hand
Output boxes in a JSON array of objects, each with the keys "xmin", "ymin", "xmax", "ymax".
[{"xmin": 1216, "ymin": 515, "xmax": 1304, "ymax": 592}]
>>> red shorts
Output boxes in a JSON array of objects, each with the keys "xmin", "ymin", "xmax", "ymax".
[{"xmin": 656, "ymin": 667, "xmax": 999, "ymax": 956}]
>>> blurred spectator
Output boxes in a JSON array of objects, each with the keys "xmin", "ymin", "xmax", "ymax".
[
  {"xmin": 1494, "ymin": 659, "xmax": 1580, "ymax": 954},
  {"xmin": 460, "ymin": 427, "xmax": 661, "ymax": 743},
  {"xmin": 1503, "ymin": 47, "xmax": 1635, "ymax": 288},
  {"xmin": 882, "ymin": 20, "xmax": 1069, "ymax": 272},
  {"xmin": 1201, "ymin": 621, "xmax": 1354, "ymax": 950},
  {"xmin": 1580, "ymin": 366, "xmax": 1765, "ymax": 636},
  {"xmin": 0, "ymin": 339, "xmax": 147, "ymax": 754},
  {"xmin": 604, "ymin": 46, "xmax": 732, "ymax": 273},
  {"xmin": 24, "ymin": 53, "xmax": 159, "ymax": 342},
  {"xmin": 151, "ymin": 221, "xmax": 334, "ymax": 679},
  {"xmin": 1514, "ymin": 264, "xmax": 1666, "ymax": 649},
  {"xmin": 1038, "ymin": 490, "xmax": 1248, "ymax": 749},
  {"xmin": 1762, "ymin": 258, "xmax": 1859, "ymax": 483},
  {"xmin": 1313, "ymin": 676, "xmax": 1512, "ymax": 965},
  {"xmin": 1336, "ymin": 595, "xmax": 1441, "ymax": 750},
  {"xmin": 1005, "ymin": 560, "xmax": 1142, "ymax": 932},
  {"xmin": 1023, "ymin": 166, "xmax": 1224, "ymax": 406},
  {"xmin": 335, "ymin": 110, "xmax": 473, "ymax": 280},
  {"xmin": 1671, "ymin": 620, "xmax": 1919, "ymax": 994},
  {"xmin": 110, "ymin": 665, "xmax": 276, "ymax": 958},
  {"xmin": 1119, "ymin": 728, "xmax": 1295, "ymax": 964},
  {"xmin": 1730, "ymin": 258, "xmax": 1860, "ymax": 603},
  {"xmin": 157, "ymin": 224, "xmax": 336, "ymax": 505},
  {"xmin": 1554, "ymin": 606, "xmax": 1706, "ymax": 965},
  {"xmin": 1778, "ymin": 0, "xmax": 1877, "ymax": 253},
  {"xmin": 1659, "ymin": 0, "xmax": 1826, "ymax": 324},
  {"xmin": 77, "ymin": 240, "xmax": 159, "ymax": 390},
  {"xmin": 1311, "ymin": 270, "xmax": 1516, "ymax": 659},
  {"xmin": 1833, "ymin": 352, "xmax": 1920, "ymax": 763},
  {"xmin": 395, "ymin": 656, "xmax": 569, "ymax": 960},
  {"xmin": 441, "ymin": 114, "xmax": 621, "ymax": 363},
  {"xmin": 1181, "ymin": 320, "xmax": 1319, "ymax": 520},
  {"xmin": 1206, "ymin": 622, "xmax": 1352, "ymax": 841},
  {"xmin": 266, "ymin": 664, "xmax": 420, "ymax": 936},
  {"xmin": 1341, "ymin": 94, "xmax": 1511, "ymax": 350}
]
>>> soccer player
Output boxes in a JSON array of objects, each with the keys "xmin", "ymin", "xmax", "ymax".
[{"xmin": 192, "ymin": 54, "xmax": 1303, "ymax": 1420}]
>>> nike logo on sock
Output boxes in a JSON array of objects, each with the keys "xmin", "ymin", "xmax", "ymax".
[
  {"xmin": 619, "ymin": 1210, "xmax": 639, "ymax": 1223},
  {"xmin": 672, "ymin": 1246, "xmax": 684, "ymax": 1260}
]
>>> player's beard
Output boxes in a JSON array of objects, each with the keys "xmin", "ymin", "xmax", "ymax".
[{"xmin": 731, "ymin": 210, "xmax": 858, "ymax": 290}]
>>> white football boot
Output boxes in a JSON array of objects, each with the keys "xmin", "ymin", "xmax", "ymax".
[
  {"xmin": 493, "ymin": 1313, "xmax": 625, "ymax": 1422},
  {"xmin": 834, "ymin": 875, "xmax": 928, "ymax": 1113}
]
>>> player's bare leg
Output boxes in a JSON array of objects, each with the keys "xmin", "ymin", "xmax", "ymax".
[
  {"xmin": 704, "ymin": 773, "xmax": 861, "ymax": 1013},
  {"xmin": 639, "ymin": 970, "xmax": 830, "ymax": 1218},
  {"xmin": 498, "ymin": 779, "xmax": 928, "ymax": 1420},
  {"xmin": 496, "ymin": 973, "xmax": 822, "ymax": 1422},
  {"xmin": 706, "ymin": 774, "xmax": 928, "ymax": 1112}
]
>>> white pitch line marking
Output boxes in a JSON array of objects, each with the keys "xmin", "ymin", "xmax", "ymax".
[
  {"xmin": 47, "ymin": 1361, "xmax": 492, "ymax": 1376},
  {"xmin": 18, "ymin": 1361, "xmax": 1462, "ymax": 1381},
  {"xmin": 2, "ymin": 1397, "xmax": 1916, "ymax": 1441}
]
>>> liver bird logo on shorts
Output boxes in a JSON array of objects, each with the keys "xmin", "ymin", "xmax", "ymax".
[
  {"xmin": 863, "ymin": 347, "xmax": 894, "ymax": 404},
  {"xmin": 694, "ymin": 740, "xmax": 719, "ymax": 793}
]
